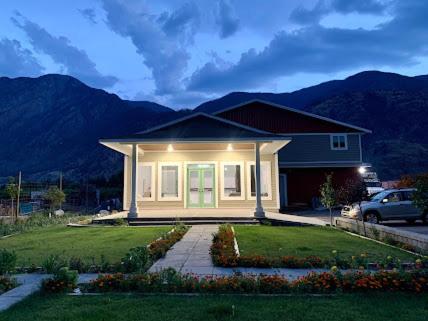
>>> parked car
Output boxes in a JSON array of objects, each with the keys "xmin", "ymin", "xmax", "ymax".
[{"xmin": 341, "ymin": 188, "xmax": 427, "ymax": 224}]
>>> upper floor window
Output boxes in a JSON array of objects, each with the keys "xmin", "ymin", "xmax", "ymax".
[{"xmin": 330, "ymin": 134, "xmax": 348, "ymax": 150}]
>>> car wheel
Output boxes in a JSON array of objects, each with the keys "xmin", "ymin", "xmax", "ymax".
[
  {"xmin": 364, "ymin": 212, "xmax": 379, "ymax": 224},
  {"xmin": 406, "ymin": 219, "xmax": 416, "ymax": 224}
]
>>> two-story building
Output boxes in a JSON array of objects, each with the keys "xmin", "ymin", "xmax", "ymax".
[{"xmin": 100, "ymin": 100, "xmax": 370, "ymax": 219}]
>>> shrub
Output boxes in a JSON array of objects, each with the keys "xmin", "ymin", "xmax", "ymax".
[
  {"xmin": 42, "ymin": 267, "xmax": 78, "ymax": 293},
  {"xmin": 42, "ymin": 254, "xmax": 67, "ymax": 274},
  {"xmin": 148, "ymin": 225, "xmax": 188, "ymax": 260},
  {"xmin": 121, "ymin": 246, "xmax": 150, "ymax": 273},
  {"xmin": 0, "ymin": 275, "xmax": 17, "ymax": 294},
  {"xmin": 68, "ymin": 256, "xmax": 89, "ymax": 273},
  {"xmin": 0, "ymin": 249, "xmax": 17, "ymax": 275},
  {"xmin": 113, "ymin": 218, "xmax": 127, "ymax": 226}
]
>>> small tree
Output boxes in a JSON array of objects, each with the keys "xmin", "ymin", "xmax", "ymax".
[
  {"xmin": 320, "ymin": 174, "xmax": 336, "ymax": 226},
  {"xmin": 413, "ymin": 176, "xmax": 428, "ymax": 222},
  {"xmin": 5, "ymin": 177, "xmax": 20, "ymax": 221},
  {"xmin": 44, "ymin": 186, "xmax": 66, "ymax": 215},
  {"xmin": 337, "ymin": 178, "xmax": 369, "ymax": 235}
]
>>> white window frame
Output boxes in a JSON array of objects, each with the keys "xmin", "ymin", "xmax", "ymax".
[
  {"xmin": 138, "ymin": 162, "xmax": 155, "ymax": 201},
  {"xmin": 330, "ymin": 134, "xmax": 348, "ymax": 150},
  {"xmin": 246, "ymin": 161, "xmax": 272, "ymax": 201},
  {"xmin": 158, "ymin": 162, "xmax": 182, "ymax": 201},
  {"xmin": 220, "ymin": 161, "xmax": 245, "ymax": 201}
]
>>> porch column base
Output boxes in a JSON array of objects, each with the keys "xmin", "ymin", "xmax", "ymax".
[
  {"xmin": 254, "ymin": 208, "xmax": 265, "ymax": 219},
  {"xmin": 128, "ymin": 207, "xmax": 138, "ymax": 219}
]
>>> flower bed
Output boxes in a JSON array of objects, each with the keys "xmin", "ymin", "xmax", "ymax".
[
  {"xmin": 0, "ymin": 275, "xmax": 17, "ymax": 294},
  {"xmin": 211, "ymin": 225, "xmax": 428, "ymax": 269},
  {"xmin": 82, "ymin": 268, "xmax": 428, "ymax": 294}
]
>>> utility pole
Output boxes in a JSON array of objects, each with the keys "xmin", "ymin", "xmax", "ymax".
[{"xmin": 16, "ymin": 171, "xmax": 22, "ymax": 221}]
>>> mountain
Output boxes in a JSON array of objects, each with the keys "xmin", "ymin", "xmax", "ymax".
[
  {"xmin": 1, "ymin": 71, "xmax": 428, "ymax": 181},
  {"xmin": 0, "ymin": 74, "xmax": 179, "ymax": 181}
]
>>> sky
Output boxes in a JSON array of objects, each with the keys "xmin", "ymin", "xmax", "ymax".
[{"xmin": 0, "ymin": 0, "xmax": 427, "ymax": 109}]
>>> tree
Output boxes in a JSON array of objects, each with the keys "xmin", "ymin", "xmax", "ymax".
[
  {"xmin": 413, "ymin": 176, "xmax": 428, "ymax": 223},
  {"xmin": 44, "ymin": 186, "xmax": 66, "ymax": 215},
  {"xmin": 5, "ymin": 177, "xmax": 20, "ymax": 221},
  {"xmin": 320, "ymin": 174, "xmax": 336, "ymax": 226},
  {"xmin": 337, "ymin": 178, "xmax": 369, "ymax": 235}
]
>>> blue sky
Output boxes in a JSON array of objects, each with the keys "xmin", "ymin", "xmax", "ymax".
[{"xmin": 0, "ymin": 0, "xmax": 427, "ymax": 109}]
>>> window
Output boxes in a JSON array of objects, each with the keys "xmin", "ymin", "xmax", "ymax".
[
  {"xmin": 220, "ymin": 162, "xmax": 244, "ymax": 200},
  {"xmin": 138, "ymin": 163, "xmax": 155, "ymax": 201},
  {"xmin": 158, "ymin": 162, "xmax": 182, "ymax": 201},
  {"xmin": 401, "ymin": 190, "xmax": 414, "ymax": 201},
  {"xmin": 385, "ymin": 192, "xmax": 401, "ymax": 203},
  {"xmin": 247, "ymin": 161, "xmax": 272, "ymax": 200},
  {"xmin": 330, "ymin": 134, "xmax": 348, "ymax": 150}
]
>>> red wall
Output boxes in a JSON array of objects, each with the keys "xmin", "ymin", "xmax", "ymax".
[
  {"xmin": 218, "ymin": 101, "xmax": 360, "ymax": 133},
  {"xmin": 280, "ymin": 167, "xmax": 360, "ymax": 206}
]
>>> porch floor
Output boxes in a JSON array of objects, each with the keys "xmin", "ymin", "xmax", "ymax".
[{"xmin": 92, "ymin": 208, "xmax": 327, "ymax": 226}]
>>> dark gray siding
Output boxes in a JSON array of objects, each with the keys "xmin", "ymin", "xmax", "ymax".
[{"xmin": 278, "ymin": 134, "xmax": 361, "ymax": 163}]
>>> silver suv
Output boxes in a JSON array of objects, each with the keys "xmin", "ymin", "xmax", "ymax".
[{"xmin": 341, "ymin": 188, "xmax": 427, "ymax": 224}]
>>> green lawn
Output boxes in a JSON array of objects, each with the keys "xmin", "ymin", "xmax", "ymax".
[
  {"xmin": 1, "ymin": 293, "xmax": 427, "ymax": 321},
  {"xmin": 234, "ymin": 226, "xmax": 416, "ymax": 261},
  {"xmin": 0, "ymin": 226, "xmax": 171, "ymax": 265}
]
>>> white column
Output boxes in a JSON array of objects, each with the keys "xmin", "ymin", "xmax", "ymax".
[
  {"xmin": 128, "ymin": 143, "xmax": 138, "ymax": 218},
  {"xmin": 254, "ymin": 141, "xmax": 265, "ymax": 218}
]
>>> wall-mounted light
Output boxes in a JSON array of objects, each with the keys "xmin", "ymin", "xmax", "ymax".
[
  {"xmin": 167, "ymin": 144, "xmax": 174, "ymax": 152},
  {"xmin": 227, "ymin": 143, "xmax": 233, "ymax": 151},
  {"xmin": 358, "ymin": 166, "xmax": 367, "ymax": 174}
]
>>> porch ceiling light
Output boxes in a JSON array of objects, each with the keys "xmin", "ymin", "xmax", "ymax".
[
  {"xmin": 227, "ymin": 143, "xmax": 233, "ymax": 151},
  {"xmin": 167, "ymin": 144, "xmax": 174, "ymax": 152}
]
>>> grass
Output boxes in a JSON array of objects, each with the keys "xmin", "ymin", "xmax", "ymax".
[
  {"xmin": 0, "ymin": 226, "xmax": 171, "ymax": 265},
  {"xmin": 1, "ymin": 293, "xmax": 427, "ymax": 321},
  {"xmin": 234, "ymin": 226, "xmax": 416, "ymax": 261}
]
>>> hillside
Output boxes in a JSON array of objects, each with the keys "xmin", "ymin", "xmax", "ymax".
[{"xmin": 0, "ymin": 71, "xmax": 427, "ymax": 181}]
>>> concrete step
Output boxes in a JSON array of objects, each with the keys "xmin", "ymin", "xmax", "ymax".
[{"xmin": 128, "ymin": 219, "xmax": 258, "ymax": 226}]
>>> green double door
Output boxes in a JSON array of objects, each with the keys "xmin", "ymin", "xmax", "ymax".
[{"xmin": 187, "ymin": 164, "xmax": 215, "ymax": 208}]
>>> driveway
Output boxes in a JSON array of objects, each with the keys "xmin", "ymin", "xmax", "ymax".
[{"xmin": 288, "ymin": 209, "xmax": 428, "ymax": 236}]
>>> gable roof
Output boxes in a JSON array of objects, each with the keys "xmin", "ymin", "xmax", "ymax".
[
  {"xmin": 100, "ymin": 112, "xmax": 289, "ymax": 142},
  {"xmin": 214, "ymin": 99, "xmax": 371, "ymax": 134}
]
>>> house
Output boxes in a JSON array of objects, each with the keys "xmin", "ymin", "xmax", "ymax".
[{"xmin": 100, "ymin": 100, "xmax": 371, "ymax": 219}]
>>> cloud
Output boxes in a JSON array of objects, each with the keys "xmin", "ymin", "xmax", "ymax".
[
  {"xmin": 102, "ymin": 0, "xmax": 199, "ymax": 95},
  {"xmin": 160, "ymin": 2, "xmax": 200, "ymax": 40},
  {"xmin": 216, "ymin": 0, "xmax": 240, "ymax": 38},
  {"xmin": 188, "ymin": 0, "xmax": 428, "ymax": 93},
  {"xmin": 78, "ymin": 8, "xmax": 97, "ymax": 24},
  {"xmin": 0, "ymin": 38, "xmax": 44, "ymax": 77},
  {"xmin": 12, "ymin": 13, "xmax": 117, "ymax": 88},
  {"xmin": 331, "ymin": 0, "xmax": 388, "ymax": 14},
  {"xmin": 290, "ymin": 0, "xmax": 389, "ymax": 25}
]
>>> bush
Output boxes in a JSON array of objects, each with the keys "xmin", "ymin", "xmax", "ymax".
[
  {"xmin": 42, "ymin": 267, "xmax": 78, "ymax": 293},
  {"xmin": 42, "ymin": 254, "xmax": 67, "ymax": 274},
  {"xmin": 0, "ymin": 249, "xmax": 17, "ymax": 275},
  {"xmin": 0, "ymin": 275, "xmax": 17, "ymax": 294},
  {"xmin": 121, "ymin": 247, "xmax": 150, "ymax": 273}
]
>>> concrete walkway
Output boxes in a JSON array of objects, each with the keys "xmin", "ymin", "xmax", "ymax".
[
  {"xmin": 0, "ymin": 274, "xmax": 99, "ymax": 312},
  {"xmin": 149, "ymin": 225, "xmax": 219, "ymax": 275},
  {"xmin": 149, "ymin": 224, "xmax": 329, "ymax": 278}
]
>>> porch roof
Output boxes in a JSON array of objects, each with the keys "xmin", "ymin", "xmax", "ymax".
[{"xmin": 100, "ymin": 112, "xmax": 290, "ymax": 143}]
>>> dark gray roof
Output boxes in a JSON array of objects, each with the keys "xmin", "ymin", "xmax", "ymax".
[{"xmin": 101, "ymin": 112, "xmax": 289, "ymax": 142}]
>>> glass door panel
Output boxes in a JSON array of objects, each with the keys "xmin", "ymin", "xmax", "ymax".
[
  {"xmin": 202, "ymin": 168, "xmax": 214, "ymax": 207},
  {"xmin": 188, "ymin": 169, "xmax": 200, "ymax": 207},
  {"xmin": 187, "ymin": 165, "xmax": 215, "ymax": 208}
]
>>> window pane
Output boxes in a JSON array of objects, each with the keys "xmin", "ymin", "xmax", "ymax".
[
  {"xmin": 161, "ymin": 166, "xmax": 178, "ymax": 197},
  {"xmin": 138, "ymin": 165, "xmax": 152, "ymax": 198},
  {"xmin": 333, "ymin": 136, "xmax": 339, "ymax": 148},
  {"xmin": 250, "ymin": 164, "xmax": 269, "ymax": 197},
  {"xmin": 224, "ymin": 164, "xmax": 241, "ymax": 197}
]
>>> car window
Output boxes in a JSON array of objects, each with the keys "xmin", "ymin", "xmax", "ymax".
[
  {"xmin": 401, "ymin": 191, "xmax": 414, "ymax": 201},
  {"xmin": 386, "ymin": 192, "xmax": 401, "ymax": 203}
]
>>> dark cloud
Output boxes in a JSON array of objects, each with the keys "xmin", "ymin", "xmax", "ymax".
[
  {"xmin": 0, "ymin": 38, "xmax": 44, "ymax": 77},
  {"xmin": 290, "ymin": 0, "xmax": 329, "ymax": 25},
  {"xmin": 332, "ymin": 0, "xmax": 388, "ymax": 14},
  {"xmin": 188, "ymin": 0, "xmax": 428, "ymax": 93},
  {"xmin": 102, "ymin": 0, "xmax": 197, "ymax": 95},
  {"xmin": 160, "ymin": 2, "xmax": 199, "ymax": 39},
  {"xmin": 78, "ymin": 8, "xmax": 97, "ymax": 24},
  {"xmin": 12, "ymin": 13, "xmax": 117, "ymax": 88},
  {"xmin": 216, "ymin": 0, "xmax": 240, "ymax": 38}
]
